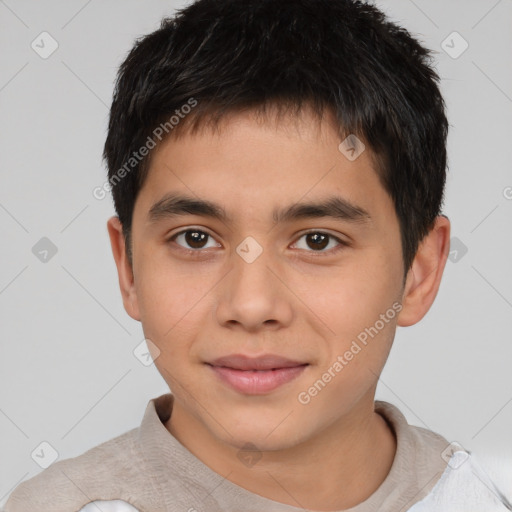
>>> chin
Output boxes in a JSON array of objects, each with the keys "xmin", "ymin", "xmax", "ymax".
[{"xmin": 216, "ymin": 411, "xmax": 310, "ymax": 452}]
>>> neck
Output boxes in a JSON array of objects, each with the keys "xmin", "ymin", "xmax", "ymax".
[{"xmin": 166, "ymin": 396, "xmax": 396, "ymax": 511}]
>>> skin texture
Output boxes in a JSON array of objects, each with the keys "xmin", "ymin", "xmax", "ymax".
[{"xmin": 107, "ymin": 107, "xmax": 450, "ymax": 510}]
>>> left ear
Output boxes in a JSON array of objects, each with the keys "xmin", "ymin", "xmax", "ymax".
[{"xmin": 397, "ymin": 215, "xmax": 451, "ymax": 327}]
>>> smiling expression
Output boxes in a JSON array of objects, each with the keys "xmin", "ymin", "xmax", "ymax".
[{"xmin": 119, "ymin": 106, "xmax": 408, "ymax": 450}]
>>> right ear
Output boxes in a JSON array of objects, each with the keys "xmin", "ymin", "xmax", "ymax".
[{"xmin": 107, "ymin": 216, "xmax": 141, "ymax": 321}]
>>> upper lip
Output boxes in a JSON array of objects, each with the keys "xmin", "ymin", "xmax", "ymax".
[{"xmin": 207, "ymin": 354, "xmax": 308, "ymax": 371}]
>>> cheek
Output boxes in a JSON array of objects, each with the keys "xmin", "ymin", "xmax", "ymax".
[
  {"xmin": 297, "ymin": 309, "xmax": 398, "ymax": 417},
  {"xmin": 311, "ymin": 259, "xmax": 400, "ymax": 338},
  {"xmin": 134, "ymin": 254, "xmax": 210, "ymax": 347},
  {"xmin": 300, "ymin": 255, "xmax": 401, "ymax": 393}
]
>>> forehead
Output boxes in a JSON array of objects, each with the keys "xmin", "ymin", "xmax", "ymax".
[
  {"xmin": 135, "ymin": 107, "xmax": 395, "ymax": 230},
  {"xmin": 150, "ymin": 102, "xmax": 381, "ymax": 171}
]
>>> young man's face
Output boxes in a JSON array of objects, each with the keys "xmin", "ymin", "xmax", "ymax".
[{"xmin": 116, "ymin": 108, "xmax": 409, "ymax": 451}]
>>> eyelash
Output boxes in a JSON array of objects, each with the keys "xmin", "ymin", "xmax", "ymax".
[{"xmin": 167, "ymin": 229, "xmax": 349, "ymax": 257}]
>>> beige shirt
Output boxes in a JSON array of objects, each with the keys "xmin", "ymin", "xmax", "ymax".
[{"xmin": 4, "ymin": 393, "xmax": 460, "ymax": 512}]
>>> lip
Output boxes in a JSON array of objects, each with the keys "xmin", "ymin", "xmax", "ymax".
[
  {"xmin": 206, "ymin": 354, "xmax": 309, "ymax": 395},
  {"xmin": 209, "ymin": 354, "xmax": 307, "ymax": 370}
]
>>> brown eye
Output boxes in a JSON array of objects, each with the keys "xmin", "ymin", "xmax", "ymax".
[
  {"xmin": 305, "ymin": 232, "xmax": 329, "ymax": 251},
  {"xmin": 293, "ymin": 231, "xmax": 347, "ymax": 254},
  {"xmin": 184, "ymin": 230, "xmax": 208, "ymax": 249},
  {"xmin": 170, "ymin": 229, "xmax": 220, "ymax": 251}
]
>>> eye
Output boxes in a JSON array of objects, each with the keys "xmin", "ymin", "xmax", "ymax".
[
  {"xmin": 292, "ymin": 231, "xmax": 347, "ymax": 254},
  {"xmin": 169, "ymin": 229, "xmax": 221, "ymax": 251},
  {"xmin": 167, "ymin": 229, "xmax": 348, "ymax": 255}
]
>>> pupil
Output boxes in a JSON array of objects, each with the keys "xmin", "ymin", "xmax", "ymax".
[
  {"xmin": 186, "ymin": 231, "xmax": 207, "ymax": 249},
  {"xmin": 308, "ymin": 233, "xmax": 328, "ymax": 250}
]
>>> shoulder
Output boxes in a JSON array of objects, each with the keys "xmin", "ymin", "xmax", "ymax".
[
  {"xmin": 375, "ymin": 400, "xmax": 452, "ymax": 461},
  {"xmin": 4, "ymin": 427, "xmax": 148, "ymax": 512},
  {"xmin": 374, "ymin": 400, "xmax": 512, "ymax": 510},
  {"xmin": 77, "ymin": 500, "xmax": 141, "ymax": 512},
  {"xmin": 409, "ymin": 451, "xmax": 512, "ymax": 511}
]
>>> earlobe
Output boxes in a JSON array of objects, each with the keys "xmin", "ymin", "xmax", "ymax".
[
  {"xmin": 397, "ymin": 215, "xmax": 451, "ymax": 327},
  {"xmin": 106, "ymin": 216, "xmax": 141, "ymax": 321}
]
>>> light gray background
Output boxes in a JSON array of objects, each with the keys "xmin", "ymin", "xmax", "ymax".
[{"xmin": 1, "ymin": 0, "xmax": 511, "ymax": 506}]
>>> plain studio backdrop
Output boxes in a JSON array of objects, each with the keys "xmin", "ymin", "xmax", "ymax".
[{"xmin": 0, "ymin": 0, "xmax": 511, "ymax": 506}]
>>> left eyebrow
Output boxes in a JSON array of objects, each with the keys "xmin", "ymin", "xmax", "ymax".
[
  {"xmin": 273, "ymin": 196, "xmax": 371, "ymax": 224},
  {"xmin": 147, "ymin": 193, "xmax": 371, "ymax": 225}
]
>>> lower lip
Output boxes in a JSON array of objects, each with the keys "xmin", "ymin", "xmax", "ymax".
[{"xmin": 208, "ymin": 364, "xmax": 308, "ymax": 395}]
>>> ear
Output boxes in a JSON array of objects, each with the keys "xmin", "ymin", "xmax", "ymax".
[
  {"xmin": 397, "ymin": 215, "xmax": 450, "ymax": 327},
  {"xmin": 107, "ymin": 216, "xmax": 141, "ymax": 321}
]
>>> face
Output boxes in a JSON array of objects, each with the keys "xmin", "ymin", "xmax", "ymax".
[{"xmin": 119, "ymin": 108, "xmax": 409, "ymax": 451}]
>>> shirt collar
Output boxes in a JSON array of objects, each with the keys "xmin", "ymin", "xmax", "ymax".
[{"xmin": 135, "ymin": 393, "xmax": 449, "ymax": 511}]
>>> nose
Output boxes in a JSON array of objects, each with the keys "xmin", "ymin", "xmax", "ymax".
[{"xmin": 214, "ymin": 240, "xmax": 293, "ymax": 333}]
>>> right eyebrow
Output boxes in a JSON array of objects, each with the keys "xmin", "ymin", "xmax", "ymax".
[{"xmin": 148, "ymin": 193, "xmax": 228, "ymax": 223}]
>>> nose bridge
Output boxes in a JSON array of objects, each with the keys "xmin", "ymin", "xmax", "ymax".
[
  {"xmin": 215, "ymin": 235, "xmax": 292, "ymax": 330},
  {"xmin": 237, "ymin": 238, "xmax": 273, "ymax": 286}
]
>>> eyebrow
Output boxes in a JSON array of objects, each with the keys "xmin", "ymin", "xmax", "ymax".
[{"xmin": 148, "ymin": 193, "xmax": 371, "ymax": 225}]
